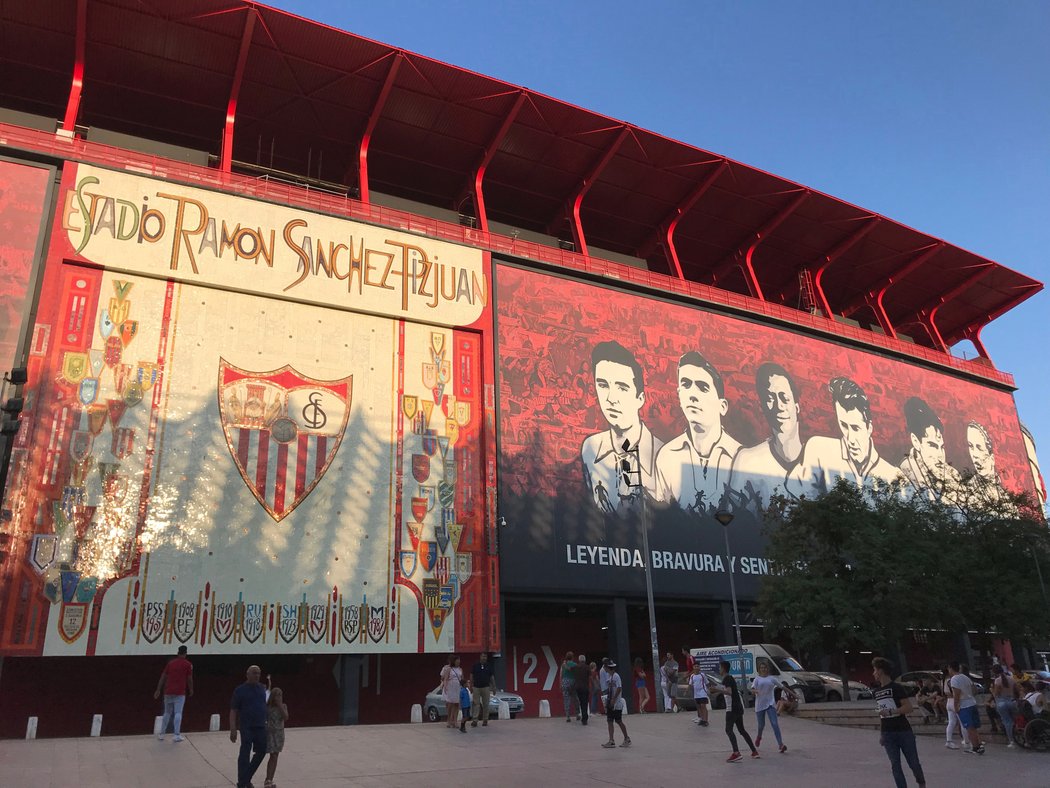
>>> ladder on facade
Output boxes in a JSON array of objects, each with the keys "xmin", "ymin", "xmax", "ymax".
[{"xmin": 798, "ymin": 268, "xmax": 818, "ymax": 314}]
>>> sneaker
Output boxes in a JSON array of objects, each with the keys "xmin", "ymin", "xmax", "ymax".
[
  {"xmin": 694, "ymin": 718, "xmax": 701, "ymax": 725},
  {"xmin": 945, "ymin": 741, "xmax": 959, "ymax": 749},
  {"xmin": 751, "ymin": 751, "xmax": 761, "ymax": 759},
  {"xmin": 779, "ymin": 744, "xmax": 787, "ymax": 754},
  {"xmin": 173, "ymin": 734, "xmax": 184, "ymax": 742},
  {"xmin": 727, "ymin": 752, "xmax": 743, "ymax": 763},
  {"xmin": 619, "ymin": 738, "xmax": 631, "ymax": 748},
  {"xmin": 576, "ymin": 714, "xmax": 581, "ymax": 721},
  {"xmin": 471, "ymin": 721, "xmax": 477, "ymax": 728},
  {"xmin": 602, "ymin": 741, "xmax": 617, "ymax": 749},
  {"xmin": 566, "ymin": 717, "xmax": 572, "ymax": 723},
  {"xmin": 157, "ymin": 734, "xmax": 165, "ymax": 741},
  {"xmin": 964, "ymin": 747, "xmax": 978, "ymax": 755},
  {"xmin": 700, "ymin": 720, "xmax": 709, "ymax": 727},
  {"xmin": 482, "ymin": 721, "xmax": 487, "ymax": 726},
  {"xmin": 755, "ymin": 736, "xmax": 762, "ymax": 747}
]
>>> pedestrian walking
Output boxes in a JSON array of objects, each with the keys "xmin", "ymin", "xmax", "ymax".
[
  {"xmin": 560, "ymin": 651, "xmax": 579, "ymax": 721},
  {"xmin": 230, "ymin": 664, "xmax": 269, "ymax": 788},
  {"xmin": 632, "ymin": 657, "xmax": 651, "ymax": 713},
  {"xmin": 660, "ymin": 652, "xmax": 679, "ymax": 712},
  {"xmin": 440, "ymin": 655, "xmax": 464, "ymax": 730},
  {"xmin": 872, "ymin": 657, "xmax": 926, "ymax": 788},
  {"xmin": 686, "ymin": 663, "xmax": 710, "ymax": 727},
  {"xmin": 942, "ymin": 666, "xmax": 966, "ymax": 750},
  {"xmin": 991, "ymin": 664, "xmax": 1018, "ymax": 748},
  {"xmin": 470, "ymin": 652, "xmax": 494, "ymax": 727},
  {"xmin": 711, "ymin": 659, "xmax": 758, "ymax": 762},
  {"xmin": 752, "ymin": 659, "xmax": 793, "ymax": 752},
  {"xmin": 572, "ymin": 653, "xmax": 591, "ymax": 725},
  {"xmin": 600, "ymin": 660, "xmax": 630, "ymax": 749},
  {"xmin": 948, "ymin": 662, "xmax": 985, "ymax": 755},
  {"xmin": 154, "ymin": 644, "xmax": 193, "ymax": 742},
  {"xmin": 263, "ymin": 686, "xmax": 288, "ymax": 788}
]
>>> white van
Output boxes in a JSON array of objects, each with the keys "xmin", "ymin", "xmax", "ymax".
[{"xmin": 689, "ymin": 643, "xmax": 826, "ymax": 703}]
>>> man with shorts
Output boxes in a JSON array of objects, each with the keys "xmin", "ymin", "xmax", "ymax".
[
  {"xmin": 601, "ymin": 660, "xmax": 631, "ymax": 749},
  {"xmin": 686, "ymin": 663, "xmax": 710, "ymax": 726},
  {"xmin": 949, "ymin": 662, "xmax": 985, "ymax": 754}
]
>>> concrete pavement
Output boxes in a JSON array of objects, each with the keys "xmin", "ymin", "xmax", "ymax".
[{"xmin": 1, "ymin": 707, "xmax": 1046, "ymax": 787}]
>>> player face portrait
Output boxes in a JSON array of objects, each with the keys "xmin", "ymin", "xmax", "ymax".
[
  {"xmin": 967, "ymin": 423, "xmax": 995, "ymax": 480},
  {"xmin": 678, "ymin": 363, "xmax": 727, "ymax": 434},
  {"xmin": 762, "ymin": 374, "xmax": 799, "ymax": 438},
  {"xmin": 834, "ymin": 402, "xmax": 873, "ymax": 466},
  {"xmin": 594, "ymin": 359, "xmax": 645, "ymax": 432},
  {"xmin": 911, "ymin": 425, "xmax": 946, "ymax": 472}
]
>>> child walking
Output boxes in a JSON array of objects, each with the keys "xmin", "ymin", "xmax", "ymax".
[
  {"xmin": 459, "ymin": 683, "xmax": 473, "ymax": 732},
  {"xmin": 687, "ymin": 663, "xmax": 710, "ymax": 726},
  {"xmin": 264, "ymin": 687, "xmax": 289, "ymax": 788}
]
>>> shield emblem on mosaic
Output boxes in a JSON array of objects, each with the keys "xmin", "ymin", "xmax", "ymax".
[
  {"xmin": 240, "ymin": 602, "xmax": 265, "ymax": 644},
  {"xmin": 367, "ymin": 605, "xmax": 387, "ymax": 643},
  {"xmin": 406, "ymin": 520, "xmax": 423, "ymax": 549},
  {"xmin": 278, "ymin": 603, "xmax": 302, "ymax": 643},
  {"xmin": 141, "ymin": 601, "xmax": 166, "ymax": 643},
  {"xmin": 70, "ymin": 431, "xmax": 93, "ymax": 463},
  {"xmin": 120, "ymin": 320, "xmax": 138, "ymax": 347},
  {"xmin": 212, "ymin": 602, "xmax": 236, "ymax": 643},
  {"xmin": 399, "ymin": 549, "xmax": 418, "ymax": 578},
  {"xmin": 308, "ymin": 604, "xmax": 328, "ymax": 643},
  {"xmin": 99, "ymin": 309, "xmax": 115, "ymax": 339},
  {"xmin": 62, "ymin": 351, "xmax": 89, "ymax": 384},
  {"xmin": 435, "ymin": 524, "xmax": 449, "ymax": 554},
  {"xmin": 421, "ymin": 400, "xmax": 434, "ymax": 427},
  {"xmin": 430, "ymin": 332, "xmax": 445, "ymax": 356},
  {"xmin": 218, "ymin": 360, "xmax": 352, "ymax": 522},
  {"xmin": 108, "ymin": 297, "xmax": 130, "ymax": 326},
  {"xmin": 340, "ymin": 603, "xmax": 361, "ymax": 642},
  {"xmin": 423, "ymin": 579, "xmax": 439, "ymax": 609},
  {"xmin": 435, "ymin": 556, "xmax": 450, "ymax": 586},
  {"xmin": 455, "ymin": 401, "xmax": 471, "ymax": 427},
  {"xmin": 104, "ymin": 335, "xmax": 123, "ymax": 368},
  {"xmin": 448, "ymin": 523, "xmax": 464, "ymax": 552},
  {"xmin": 456, "ymin": 552, "xmax": 473, "ymax": 579},
  {"xmin": 111, "ymin": 427, "xmax": 135, "ymax": 459},
  {"xmin": 87, "ymin": 405, "xmax": 108, "ymax": 435},
  {"xmin": 422, "ymin": 430, "xmax": 438, "ymax": 456},
  {"xmin": 418, "ymin": 485, "xmax": 436, "ymax": 512},
  {"xmin": 427, "ymin": 607, "xmax": 446, "ymax": 640},
  {"xmin": 30, "ymin": 534, "xmax": 58, "ymax": 573},
  {"xmin": 173, "ymin": 602, "xmax": 199, "ymax": 643},
  {"xmin": 401, "ymin": 395, "xmax": 418, "ymax": 420},
  {"xmin": 58, "ymin": 602, "xmax": 89, "ymax": 644},
  {"xmin": 418, "ymin": 541, "xmax": 438, "ymax": 572},
  {"xmin": 445, "ymin": 420, "xmax": 460, "ymax": 447},
  {"xmin": 410, "ymin": 496, "xmax": 428, "ymax": 524},
  {"xmin": 422, "ymin": 363, "xmax": 437, "ymax": 389},
  {"xmin": 411, "ymin": 454, "xmax": 430, "ymax": 483},
  {"xmin": 78, "ymin": 377, "xmax": 99, "ymax": 406}
]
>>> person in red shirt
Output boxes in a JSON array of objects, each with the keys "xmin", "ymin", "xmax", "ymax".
[{"xmin": 154, "ymin": 645, "xmax": 194, "ymax": 741}]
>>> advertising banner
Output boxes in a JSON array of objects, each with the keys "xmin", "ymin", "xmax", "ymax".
[
  {"xmin": 496, "ymin": 264, "xmax": 1033, "ymax": 600},
  {"xmin": 0, "ymin": 164, "xmax": 497, "ymax": 656}
]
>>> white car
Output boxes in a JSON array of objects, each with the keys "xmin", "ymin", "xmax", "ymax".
[{"xmin": 423, "ymin": 686, "xmax": 524, "ymax": 721}]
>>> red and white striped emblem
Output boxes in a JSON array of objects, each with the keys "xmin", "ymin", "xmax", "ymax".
[{"xmin": 218, "ymin": 360, "xmax": 352, "ymax": 522}]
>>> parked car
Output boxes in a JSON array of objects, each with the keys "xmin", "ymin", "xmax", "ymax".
[
  {"xmin": 423, "ymin": 686, "xmax": 524, "ymax": 721},
  {"xmin": 676, "ymin": 672, "xmax": 729, "ymax": 711},
  {"xmin": 814, "ymin": 672, "xmax": 873, "ymax": 701},
  {"xmin": 899, "ymin": 670, "xmax": 985, "ymax": 696}
]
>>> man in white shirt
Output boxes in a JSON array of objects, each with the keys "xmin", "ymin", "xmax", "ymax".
[
  {"xmin": 795, "ymin": 377, "xmax": 899, "ymax": 498},
  {"xmin": 600, "ymin": 660, "xmax": 631, "ymax": 749},
  {"xmin": 948, "ymin": 661, "xmax": 985, "ymax": 754},
  {"xmin": 728, "ymin": 362, "xmax": 804, "ymax": 514},
  {"xmin": 581, "ymin": 341, "xmax": 662, "ymax": 514},
  {"xmin": 899, "ymin": 397, "xmax": 959, "ymax": 502},
  {"xmin": 654, "ymin": 352, "xmax": 740, "ymax": 513}
]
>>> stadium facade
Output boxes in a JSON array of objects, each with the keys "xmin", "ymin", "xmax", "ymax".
[{"xmin": 0, "ymin": 1, "xmax": 1043, "ymax": 735}]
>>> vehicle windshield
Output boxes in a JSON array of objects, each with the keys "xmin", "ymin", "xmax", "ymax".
[{"xmin": 763, "ymin": 644, "xmax": 804, "ymax": 672}]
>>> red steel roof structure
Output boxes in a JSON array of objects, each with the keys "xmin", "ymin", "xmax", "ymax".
[{"xmin": 0, "ymin": 0, "xmax": 1040, "ymax": 383}]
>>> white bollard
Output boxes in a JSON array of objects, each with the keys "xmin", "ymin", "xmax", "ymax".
[
  {"xmin": 154, "ymin": 716, "xmax": 164, "ymax": 735},
  {"xmin": 538, "ymin": 699, "xmax": 551, "ymax": 718},
  {"xmin": 498, "ymin": 700, "xmax": 510, "ymax": 720},
  {"xmin": 90, "ymin": 714, "xmax": 103, "ymax": 737},
  {"xmin": 209, "ymin": 714, "xmax": 221, "ymax": 731},
  {"xmin": 410, "ymin": 704, "xmax": 423, "ymax": 723},
  {"xmin": 26, "ymin": 716, "xmax": 38, "ymax": 740}
]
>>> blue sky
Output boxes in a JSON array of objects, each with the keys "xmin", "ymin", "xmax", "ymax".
[{"xmin": 278, "ymin": 0, "xmax": 1050, "ymax": 469}]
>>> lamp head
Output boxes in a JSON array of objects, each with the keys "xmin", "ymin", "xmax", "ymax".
[{"xmin": 714, "ymin": 510, "xmax": 734, "ymax": 527}]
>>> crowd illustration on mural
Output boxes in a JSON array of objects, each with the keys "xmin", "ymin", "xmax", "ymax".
[{"xmin": 581, "ymin": 339, "xmax": 1008, "ymax": 518}]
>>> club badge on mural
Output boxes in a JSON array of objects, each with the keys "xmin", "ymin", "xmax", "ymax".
[{"xmin": 218, "ymin": 360, "xmax": 352, "ymax": 521}]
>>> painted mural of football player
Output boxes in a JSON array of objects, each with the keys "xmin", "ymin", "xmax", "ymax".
[
  {"xmin": 580, "ymin": 341, "xmax": 663, "ymax": 513},
  {"xmin": 899, "ymin": 396, "xmax": 959, "ymax": 501},
  {"xmin": 965, "ymin": 421, "xmax": 1006, "ymax": 504},
  {"xmin": 794, "ymin": 376, "xmax": 900, "ymax": 497},
  {"xmin": 654, "ymin": 351, "xmax": 740, "ymax": 513},
  {"xmin": 728, "ymin": 362, "xmax": 805, "ymax": 513}
]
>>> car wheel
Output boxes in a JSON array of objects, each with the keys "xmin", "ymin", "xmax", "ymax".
[
  {"xmin": 826, "ymin": 691, "xmax": 841, "ymax": 702},
  {"xmin": 426, "ymin": 706, "xmax": 439, "ymax": 722}
]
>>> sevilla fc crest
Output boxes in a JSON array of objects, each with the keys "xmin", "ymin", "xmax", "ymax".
[{"xmin": 218, "ymin": 360, "xmax": 352, "ymax": 522}]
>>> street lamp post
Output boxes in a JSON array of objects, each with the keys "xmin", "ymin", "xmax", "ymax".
[
  {"xmin": 714, "ymin": 508, "xmax": 749, "ymax": 706},
  {"xmin": 621, "ymin": 440, "xmax": 665, "ymax": 713}
]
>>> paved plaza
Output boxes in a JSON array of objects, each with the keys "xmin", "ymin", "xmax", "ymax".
[{"xmin": 2, "ymin": 707, "xmax": 1047, "ymax": 788}]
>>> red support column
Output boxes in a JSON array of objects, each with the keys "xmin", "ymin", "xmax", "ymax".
[
  {"xmin": 466, "ymin": 90, "xmax": 526, "ymax": 234},
  {"xmin": 358, "ymin": 53, "xmax": 403, "ymax": 204},
  {"xmin": 915, "ymin": 265, "xmax": 994, "ymax": 354},
  {"xmin": 867, "ymin": 288, "xmax": 897, "ymax": 339},
  {"xmin": 219, "ymin": 8, "xmax": 257, "ymax": 172},
  {"xmin": 710, "ymin": 190, "xmax": 809, "ymax": 300},
  {"xmin": 810, "ymin": 217, "xmax": 880, "ymax": 318},
  {"xmin": 550, "ymin": 125, "xmax": 631, "ymax": 259},
  {"xmin": 840, "ymin": 242, "xmax": 944, "ymax": 318},
  {"xmin": 964, "ymin": 326, "xmax": 990, "ymax": 361},
  {"xmin": 61, "ymin": 0, "xmax": 88, "ymax": 132}
]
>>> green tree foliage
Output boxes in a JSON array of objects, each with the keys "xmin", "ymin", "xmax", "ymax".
[{"xmin": 756, "ymin": 478, "xmax": 1050, "ymax": 677}]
